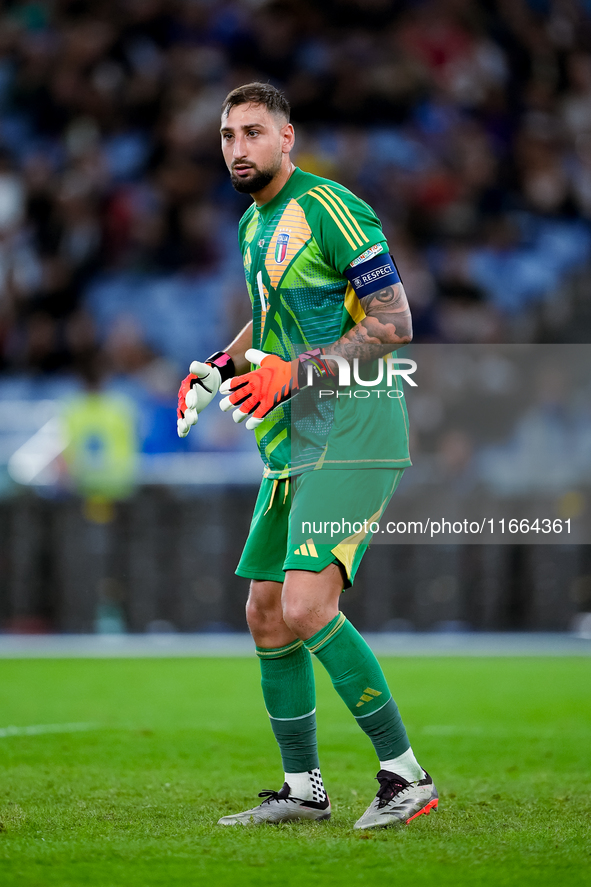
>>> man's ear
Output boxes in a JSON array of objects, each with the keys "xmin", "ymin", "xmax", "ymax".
[{"xmin": 281, "ymin": 123, "xmax": 295, "ymax": 154}]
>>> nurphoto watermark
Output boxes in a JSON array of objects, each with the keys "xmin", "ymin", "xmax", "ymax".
[
  {"xmin": 304, "ymin": 356, "xmax": 417, "ymax": 398},
  {"xmin": 290, "ymin": 344, "xmax": 591, "ymax": 545}
]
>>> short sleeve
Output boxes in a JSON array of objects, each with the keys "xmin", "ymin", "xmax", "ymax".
[{"xmin": 299, "ymin": 182, "xmax": 388, "ymax": 275}]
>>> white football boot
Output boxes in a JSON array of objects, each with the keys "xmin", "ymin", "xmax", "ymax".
[
  {"xmin": 218, "ymin": 781, "xmax": 331, "ymax": 826},
  {"xmin": 354, "ymin": 769, "xmax": 438, "ymax": 829}
]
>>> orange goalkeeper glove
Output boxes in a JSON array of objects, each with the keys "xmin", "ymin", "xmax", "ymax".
[{"xmin": 219, "ymin": 348, "xmax": 335, "ymax": 431}]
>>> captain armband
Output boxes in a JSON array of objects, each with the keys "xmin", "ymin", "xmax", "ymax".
[{"xmin": 344, "ymin": 251, "xmax": 402, "ymax": 300}]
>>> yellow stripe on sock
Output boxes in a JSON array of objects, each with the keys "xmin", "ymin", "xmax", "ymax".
[
  {"xmin": 256, "ymin": 639, "xmax": 304, "ymax": 658},
  {"xmin": 306, "ymin": 612, "xmax": 346, "ymax": 654},
  {"xmin": 364, "ymin": 688, "xmax": 382, "ymax": 697}
]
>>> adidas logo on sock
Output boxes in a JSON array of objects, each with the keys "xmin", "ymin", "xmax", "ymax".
[{"xmin": 355, "ymin": 687, "xmax": 382, "ymax": 708}]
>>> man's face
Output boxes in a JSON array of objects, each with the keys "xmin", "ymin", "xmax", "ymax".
[{"xmin": 220, "ymin": 103, "xmax": 288, "ymax": 194}]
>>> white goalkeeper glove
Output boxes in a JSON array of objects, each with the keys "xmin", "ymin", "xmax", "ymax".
[{"xmin": 177, "ymin": 351, "xmax": 235, "ymax": 438}]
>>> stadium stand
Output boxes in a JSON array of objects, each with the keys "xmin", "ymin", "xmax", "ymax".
[{"xmin": 0, "ymin": 1, "xmax": 590, "ymax": 390}]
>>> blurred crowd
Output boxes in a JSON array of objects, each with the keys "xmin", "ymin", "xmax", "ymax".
[{"xmin": 0, "ymin": 0, "xmax": 591, "ymax": 448}]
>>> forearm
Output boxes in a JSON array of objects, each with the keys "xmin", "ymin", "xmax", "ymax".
[
  {"xmin": 328, "ymin": 317, "xmax": 412, "ymax": 363},
  {"xmin": 327, "ymin": 283, "xmax": 413, "ymax": 364},
  {"xmin": 223, "ymin": 321, "xmax": 253, "ymax": 374}
]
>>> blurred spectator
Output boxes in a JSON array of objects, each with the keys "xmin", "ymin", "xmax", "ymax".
[
  {"xmin": 61, "ymin": 349, "xmax": 138, "ymax": 499},
  {"xmin": 479, "ymin": 362, "xmax": 591, "ymax": 493}
]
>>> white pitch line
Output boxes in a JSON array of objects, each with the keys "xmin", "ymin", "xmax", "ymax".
[{"xmin": 0, "ymin": 722, "xmax": 98, "ymax": 739}]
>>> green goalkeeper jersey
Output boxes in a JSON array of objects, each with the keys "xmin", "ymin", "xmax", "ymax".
[{"xmin": 238, "ymin": 167, "xmax": 411, "ymax": 479}]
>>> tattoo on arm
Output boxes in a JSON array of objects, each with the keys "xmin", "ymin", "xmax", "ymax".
[{"xmin": 328, "ymin": 283, "xmax": 413, "ymax": 364}]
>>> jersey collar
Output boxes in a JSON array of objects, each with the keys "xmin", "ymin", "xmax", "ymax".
[{"xmin": 255, "ymin": 167, "xmax": 305, "ymax": 219}]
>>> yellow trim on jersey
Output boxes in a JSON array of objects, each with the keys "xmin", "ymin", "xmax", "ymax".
[
  {"xmin": 308, "ymin": 189, "xmax": 358, "ymax": 250},
  {"xmin": 313, "ymin": 442, "xmax": 328, "ymax": 470},
  {"xmin": 266, "ymin": 427, "xmax": 288, "ymax": 457},
  {"xmin": 328, "ymin": 188, "xmax": 369, "ymax": 244},
  {"xmin": 244, "ymin": 211, "xmax": 259, "ymax": 243},
  {"xmin": 315, "ymin": 186, "xmax": 369, "ymax": 248},
  {"xmin": 262, "ymin": 463, "xmax": 291, "ymax": 480},
  {"xmin": 344, "ymin": 282, "xmax": 366, "ymax": 324},
  {"xmin": 263, "ymin": 455, "xmax": 410, "ymax": 479},
  {"xmin": 311, "ymin": 187, "xmax": 363, "ymax": 248}
]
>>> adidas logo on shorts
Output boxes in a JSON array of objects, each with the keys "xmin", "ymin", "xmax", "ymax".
[{"xmin": 293, "ymin": 539, "xmax": 318, "ymax": 557}]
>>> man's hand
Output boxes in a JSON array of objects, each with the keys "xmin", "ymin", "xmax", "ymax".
[
  {"xmin": 177, "ymin": 361, "xmax": 222, "ymax": 437},
  {"xmin": 177, "ymin": 351, "xmax": 236, "ymax": 438},
  {"xmin": 219, "ymin": 349, "xmax": 298, "ymax": 431}
]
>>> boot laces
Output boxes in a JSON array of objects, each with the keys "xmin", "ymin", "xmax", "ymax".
[
  {"xmin": 375, "ymin": 771, "xmax": 411, "ymax": 809},
  {"xmin": 257, "ymin": 782, "xmax": 291, "ymax": 805}
]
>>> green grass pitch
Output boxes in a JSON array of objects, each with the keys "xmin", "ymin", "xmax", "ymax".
[{"xmin": 0, "ymin": 656, "xmax": 590, "ymax": 886}]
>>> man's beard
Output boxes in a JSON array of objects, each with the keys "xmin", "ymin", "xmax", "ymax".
[{"xmin": 230, "ymin": 161, "xmax": 279, "ymax": 194}]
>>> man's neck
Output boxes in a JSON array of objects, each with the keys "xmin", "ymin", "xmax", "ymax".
[{"xmin": 253, "ymin": 161, "xmax": 296, "ymax": 207}]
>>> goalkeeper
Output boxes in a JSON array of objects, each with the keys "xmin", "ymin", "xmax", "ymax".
[{"xmin": 177, "ymin": 83, "xmax": 437, "ymax": 830}]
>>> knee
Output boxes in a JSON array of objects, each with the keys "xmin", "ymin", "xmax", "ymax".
[
  {"xmin": 245, "ymin": 581, "xmax": 282, "ymax": 635},
  {"xmin": 281, "ymin": 599, "xmax": 315, "ymax": 639},
  {"xmin": 245, "ymin": 596, "xmax": 266, "ymax": 634},
  {"xmin": 281, "ymin": 565, "xmax": 342, "ymax": 639}
]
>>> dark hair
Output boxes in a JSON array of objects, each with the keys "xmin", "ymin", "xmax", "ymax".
[{"xmin": 221, "ymin": 82, "xmax": 290, "ymax": 122}]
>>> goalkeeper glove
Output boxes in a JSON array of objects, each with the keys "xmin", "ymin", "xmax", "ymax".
[
  {"xmin": 219, "ymin": 347, "xmax": 335, "ymax": 431},
  {"xmin": 177, "ymin": 351, "xmax": 235, "ymax": 438}
]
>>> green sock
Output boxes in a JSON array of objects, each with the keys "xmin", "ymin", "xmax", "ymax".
[
  {"xmin": 256, "ymin": 639, "xmax": 319, "ymax": 773},
  {"xmin": 304, "ymin": 613, "xmax": 410, "ymax": 760}
]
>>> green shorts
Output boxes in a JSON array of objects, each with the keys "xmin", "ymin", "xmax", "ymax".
[{"xmin": 236, "ymin": 468, "xmax": 404, "ymax": 587}]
